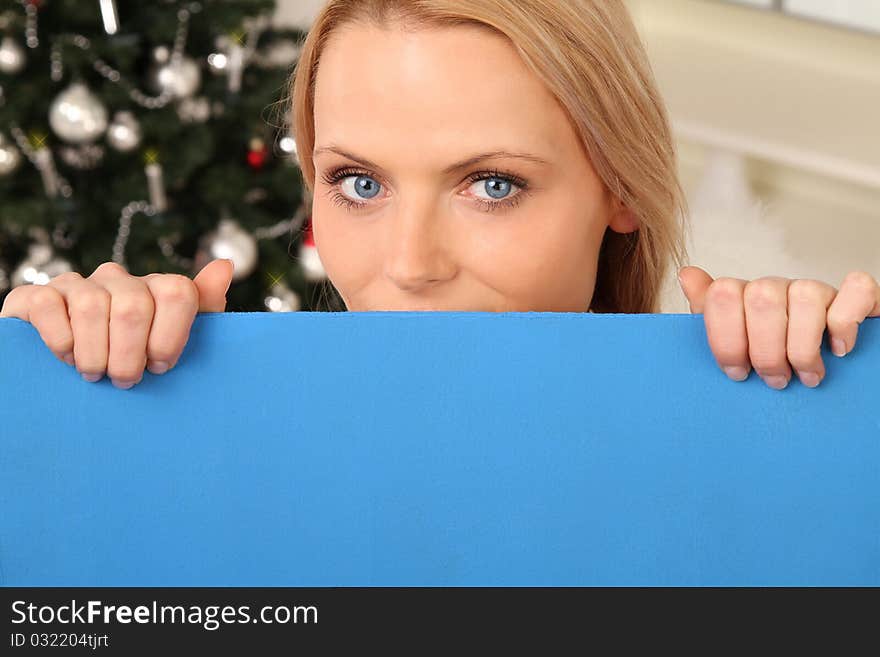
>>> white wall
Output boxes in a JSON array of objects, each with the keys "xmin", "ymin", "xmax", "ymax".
[
  {"xmin": 783, "ymin": 0, "xmax": 880, "ymax": 33},
  {"xmin": 273, "ymin": 0, "xmax": 324, "ymax": 28}
]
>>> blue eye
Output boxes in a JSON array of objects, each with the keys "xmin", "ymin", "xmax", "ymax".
[
  {"xmin": 475, "ymin": 178, "xmax": 513, "ymax": 200},
  {"xmin": 321, "ymin": 166, "xmax": 530, "ymax": 214},
  {"xmin": 341, "ymin": 175, "xmax": 381, "ymax": 200}
]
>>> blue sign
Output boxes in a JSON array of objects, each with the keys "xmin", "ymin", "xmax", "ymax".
[{"xmin": 1, "ymin": 312, "xmax": 878, "ymax": 585}]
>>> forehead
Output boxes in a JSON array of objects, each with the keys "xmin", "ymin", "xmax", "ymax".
[{"xmin": 313, "ymin": 22, "xmax": 569, "ymax": 162}]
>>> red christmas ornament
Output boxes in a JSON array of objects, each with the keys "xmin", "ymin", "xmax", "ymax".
[
  {"xmin": 247, "ymin": 137, "xmax": 268, "ymax": 170},
  {"xmin": 299, "ymin": 216, "xmax": 325, "ymax": 281},
  {"xmin": 303, "ymin": 218, "xmax": 315, "ymax": 247}
]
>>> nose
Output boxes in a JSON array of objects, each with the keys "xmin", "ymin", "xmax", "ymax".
[{"xmin": 383, "ymin": 204, "xmax": 456, "ymax": 292}]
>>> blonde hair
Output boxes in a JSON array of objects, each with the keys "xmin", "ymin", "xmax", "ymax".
[{"xmin": 288, "ymin": 0, "xmax": 689, "ymax": 313}]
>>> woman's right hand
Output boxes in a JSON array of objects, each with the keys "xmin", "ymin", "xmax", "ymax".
[{"xmin": 0, "ymin": 258, "xmax": 235, "ymax": 389}]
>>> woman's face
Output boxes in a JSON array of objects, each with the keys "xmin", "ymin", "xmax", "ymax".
[{"xmin": 311, "ymin": 22, "xmax": 638, "ymax": 312}]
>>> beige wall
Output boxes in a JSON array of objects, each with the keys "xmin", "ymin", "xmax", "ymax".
[
  {"xmin": 273, "ymin": 0, "xmax": 324, "ymax": 28},
  {"xmin": 275, "ymin": 0, "xmax": 880, "ymax": 313},
  {"xmin": 626, "ymin": 0, "xmax": 880, "ymax": 311}
]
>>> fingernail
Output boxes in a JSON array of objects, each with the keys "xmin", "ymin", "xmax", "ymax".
[
  {"xmin": 82, "ymin": 372, "xmax": 102, "ymax": 383},
  {"xmin": 62, "ymin": 353, "xmax": 75, "ymax": 366},
  {"xmin": 797, "ymin": 371, "xmax": 820, "ymax": 388},
  {"xmin": 723, "ymin": 366, "xmax": 749, "ymax": 381},
  {"xmin": 831, "ymin": 337, "xmax": 847, "ymax": 357},
  {"xmin": 765, "ymin": 375, "xmax": 789, "ymax": 390},
  {"xmin": 147, "ymin": 360, "xmax": 170, "ymax": 375},
  {"xmin": 112, "ymin": 379, "xmax": 137, "ymax": 390}
]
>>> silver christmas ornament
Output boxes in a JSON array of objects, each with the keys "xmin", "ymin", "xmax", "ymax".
[
  {"xmin": 194, "ymin": 217, "xmax": 258, "ymax": 282},
  {"xmin": 278, "ymin": 136, "xmax": 296, "ymax": 154},
  {"xmin": 0, "ymin": 132, "xmax": 22, "ymax": 176},
  {"xmin": 48, "ymin": 82, "xmax": 109, "ymax": 144},
  {"xmin": 11, "ymin": 243, "xmax": 73, "ymax": 287},
  {"xmin": 152, "ymin": 45, "xmax": 171, "ymax": 64},
  {"xmin": 264, "ymin": 281, "xmax": 301, "ymax": 313},
  {"xmin": 208, "ymin": 34, "xmax": 246, "ymax": 92},
  {"xmin": 151, "ymin": 47, "xmax": 201, "ymax": 99},
  {"xmin": 0, "ymin": 35, "xmax": 25, "ymax": 74},
  {"xmin": 279, "ymin": 134, "xmax": 299, "ymax": 166},
  {"xmin": 206, "ymin": 52, "xmax": 228, "ymax": 74},
  {"xmin": 106, "ymin": 110, "xmax": 142, "ymax": 152}
]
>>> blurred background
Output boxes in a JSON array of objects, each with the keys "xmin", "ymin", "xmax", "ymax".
[
  {"xmin": 2, "ymin": 0, "xmax": 878, "ymax": 314},
  {"xmin": 627, "ymin": 0, "xmax": 880, "ymax": 312}
]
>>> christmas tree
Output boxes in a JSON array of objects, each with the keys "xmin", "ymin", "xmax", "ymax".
[{"xmin": 0, "ymin": 0, "xmax": 341, "ymax": 313}]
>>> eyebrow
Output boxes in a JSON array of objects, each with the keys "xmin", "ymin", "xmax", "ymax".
[{"xmin": 312, "ymin": 144, "xmax": 552, "ymax": 176}]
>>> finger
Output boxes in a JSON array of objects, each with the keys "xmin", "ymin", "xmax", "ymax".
[
  {"xmin": 47, "ymin": 273, "xmax": 111, "ymax": 382},
  {"xmin": 702, "ymin": 277, "xmax": 751, "ymax": 382},
  {"xmin": 88, "ymin": 263, "xmax": 156, "ymax": 389},
  {"xmin": 677, "ymin": 266, "xmax": 715, "ymax": 314},
  {"xmin": 0, "ymin": 283, "xmax": 75, "ymax": 364},
  {"xmin": 193, "ymin": 259, "xmax": 234, "ymax": 313},
  {"xmin": 140, "ymin": 274, "xmax": 199, "ymax": 374},
  {"xmin": 826, "ymin": 271, "xmax": 880, "ymax": 357},
  {"xmin": 744, "ymin": 277, "xmax": 792, "ymax": 390},
  {"xmin": 785, "ymin": 279, "xmax": 837, "ymax": 388}
]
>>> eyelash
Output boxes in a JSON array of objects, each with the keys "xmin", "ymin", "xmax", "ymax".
[{"xmin": 320, "ymin": 166, "xmax": 531, "ymax": 214}]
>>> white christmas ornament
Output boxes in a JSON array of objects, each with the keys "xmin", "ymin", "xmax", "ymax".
[
  {"xmin": 194, "ymin": 217, "xmax": 258, "ymax": 282},
  {"xmin": 206, "ymin": 52, "xmax": 228, "ymax": 73},
  {"xmin": 0, "ymin": 35, "xmax": 25, "ymax": 74},
  {"xmin": 279, "ymin": 135, "xmax": 298, "ymax": 166},
  {"xmin": 299, "ymin": 221, "xmax": 326, "ymax": 282},
  {"xmin": 0, "ymin": 132, "xmax": 22, "ymax": 176},
  {"xmin": 49, "ymin": 82, "xmax": 109, "ymax": 144},
  {"xmin": 151, "ymin": 46, "xmax": 201, "ymax": 99},
  {"xmin": 264, "ymin": 282, "xmax": 301, "ymax": 312},
  {"xmin": 11, "ymin": 243, "xmax": 73, "ymax": 287},
  {"xmin": 106, "ymin": 110, "xmax": 141, "ymax": 152}
]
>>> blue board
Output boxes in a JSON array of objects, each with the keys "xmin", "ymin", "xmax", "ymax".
[{"xmin": 1, "ymin": 312, "xmax": 878, "ymax": 586}]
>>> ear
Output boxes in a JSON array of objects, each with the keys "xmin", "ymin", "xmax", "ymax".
[{"xmin": 608, "ymin": 197, "xmax": 639, "ymax": 234}]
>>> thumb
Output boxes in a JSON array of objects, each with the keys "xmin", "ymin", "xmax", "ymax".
[
  {"xmin": 677, "ymin": 265, "xmax": 714, "ymax": 314},
  {"xmin": 193, "ymin": 258, "xmax": 234, "ymax": 313}
]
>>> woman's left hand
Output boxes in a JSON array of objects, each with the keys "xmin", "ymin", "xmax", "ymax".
[{"xmin": 677, "ymin": 266, "xmax": 880, "ymax": 389}]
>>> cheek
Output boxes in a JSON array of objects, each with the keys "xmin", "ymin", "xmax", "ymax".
[{"xmin": 464, "ymin": 204, "xmax": 600, "ymax": 298}]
